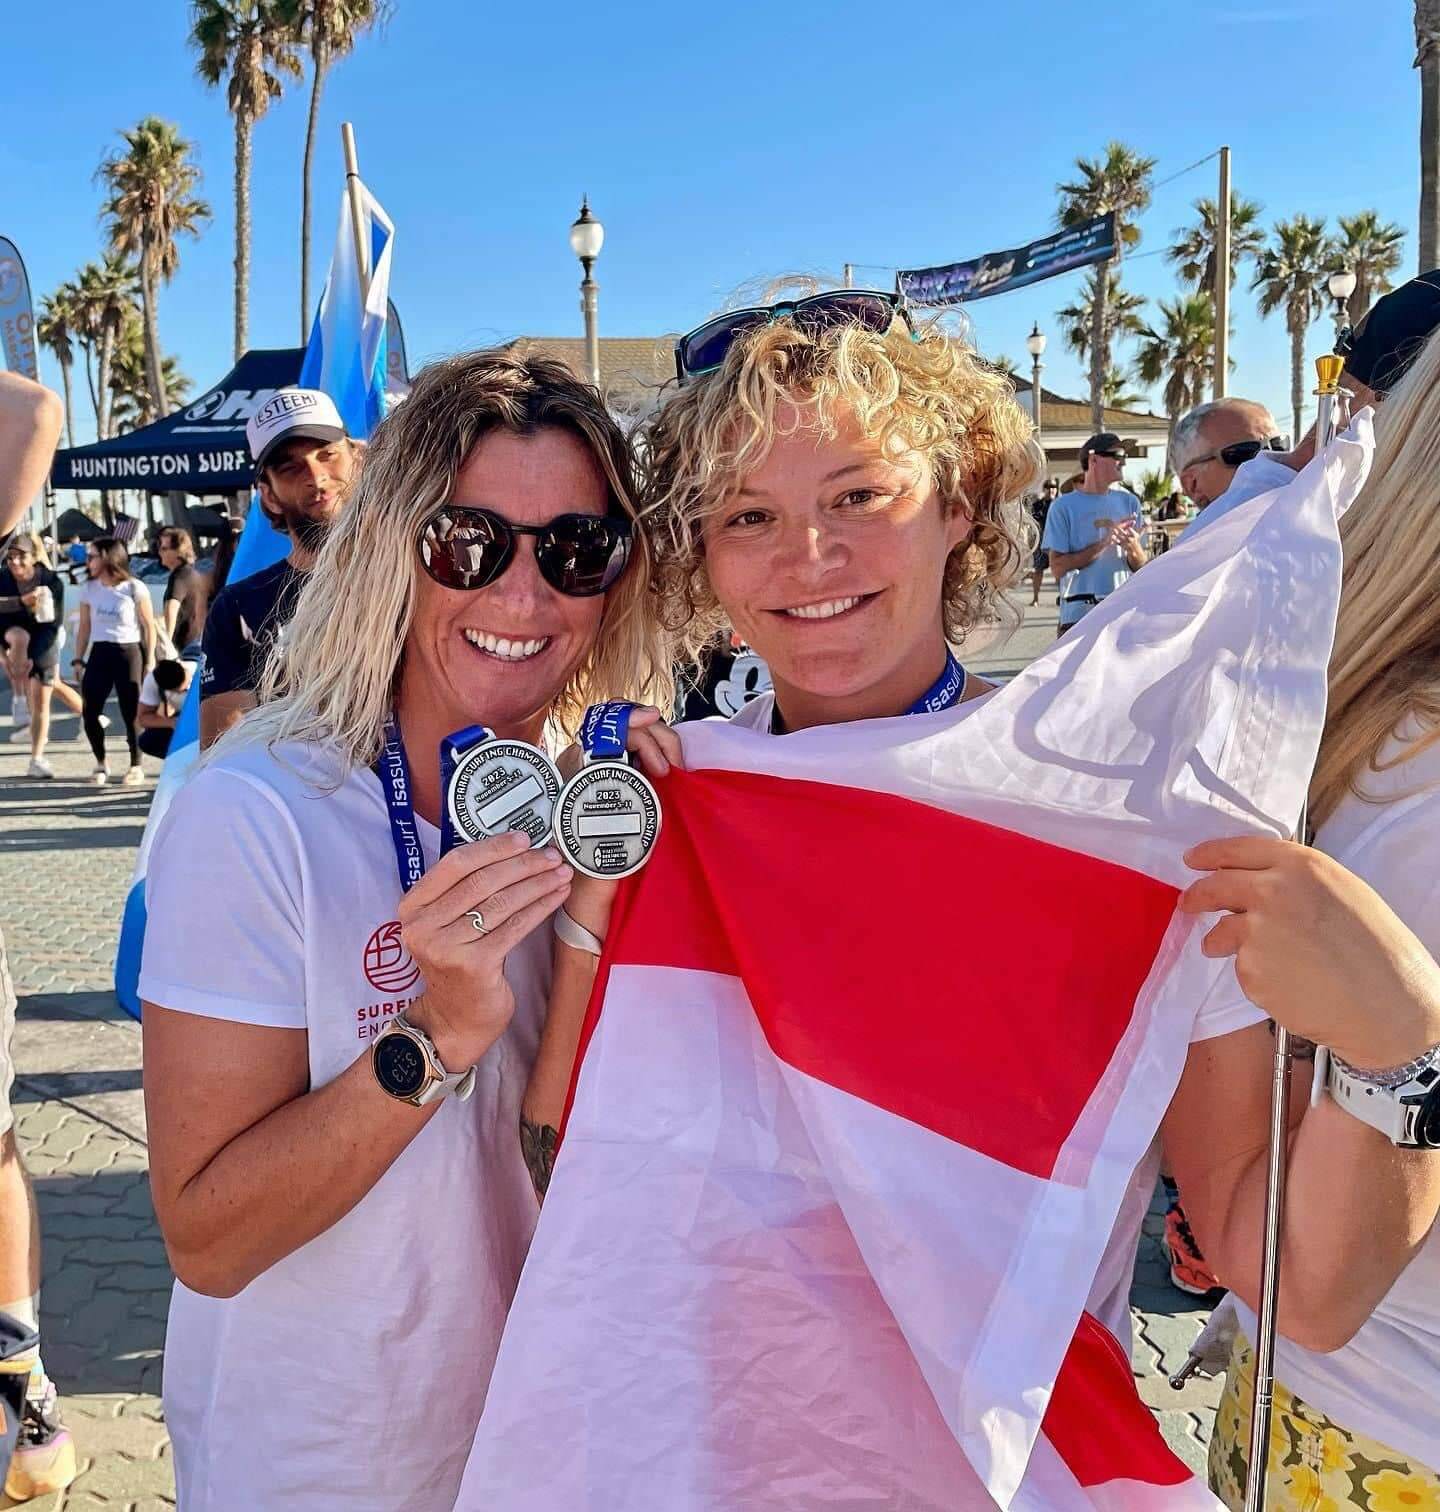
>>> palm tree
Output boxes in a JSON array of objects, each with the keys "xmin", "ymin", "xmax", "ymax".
[
  {"xmin": 277, "ymin": 0, "xmax": 388, "ymax": 338},
  {"xmin": 191, "ymin": 0, "xmax": 302, "ymax": 359},
  {"xmin": 1056, "ymin": 268, "xmax": 1147, "ymax": 363},
  {"xmin": 108, "ymin": 308, "xmax": 193, "ymax": 431},
  {"xmin": 1136, "ymin": 467, "xmax": 1175, "ymax": 507},
  {"xmin": 1102, "ymin": 363, "xmax": 1146, "ymax": 414},
  {"xmin": 36, "ymin": 286, "xmax": 80, "ymax": 449},
  {"xmin": 1330, "ymin": 210, "xmax": 1407, "ymax": 322},
  {"xmin": 1056, "ymin": 141, "xmax": 1157, "ymax": 427},
  {"xmin": 97, "ymin": 117, "xmax": 211, "ymax": 418},
  {"xmin": 1418, "ymin": 0, "xmax": 1440, "ymax": 269},
  {"xmin": 1167, "ymin": 194, "xmax": 1266, "ymax": 296},
  {"xmin": 1253, "ymin": 215, "xmax": 1330, "ymax": 442},
  {"xmin": 1135, "ymin": 293, "xmax": 1216, "ymax": 420},
  {"xmin": 72, "ymin": 254, "xmax": 140, "ymax": 440}
]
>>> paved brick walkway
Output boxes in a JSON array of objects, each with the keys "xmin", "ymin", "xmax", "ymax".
[{"xmin": 0, "ymin": 597, "xmax": 1222, "ymax": 1504}]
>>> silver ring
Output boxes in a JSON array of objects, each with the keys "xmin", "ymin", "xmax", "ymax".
[{"xmin": 468, "ymin": 909, "xmax": 488, "ymax": 936}]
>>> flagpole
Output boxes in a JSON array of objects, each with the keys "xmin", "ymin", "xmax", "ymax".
[
  {"xmin": 1241, "ymin": 352, "xmax": 1349, "ymax": 1512},
  {"xmin": 341, "ymin": 122, "xmax": 371, "ymax": 304}
]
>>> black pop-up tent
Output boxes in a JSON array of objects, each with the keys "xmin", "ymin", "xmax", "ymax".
[{"xmin": 50, "ymin": 347, "xmax": 305, "ymax": 495}]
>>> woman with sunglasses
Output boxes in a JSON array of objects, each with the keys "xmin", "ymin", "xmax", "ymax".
[
  {"xmin": 0, "ymin": 532, "xmax": 85, "ymax": 779},
  {"xmin": 519, "ymin": 298, "xmax": 1440, "ymax": 1464},
  {"xmin": 138, "ymin": 352, "xmax": 667, "ymax": 1512}
]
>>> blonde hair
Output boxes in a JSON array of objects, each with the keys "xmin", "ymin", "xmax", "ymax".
[
  {"xmin": 1310, "ymin": 326, "xmax": 1440, "ymax": 827},
  {"xmin": 223, "ymin": 350, "xmax": 672, "ymax": 772},
  {"xmin": 638, "ymin": 315, "xmax": 1041, "ymax": 669}
]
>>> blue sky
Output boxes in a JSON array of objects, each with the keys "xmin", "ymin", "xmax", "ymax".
[{"xmin": 3, "ymin": 1, "xmax": 1422, "ymax": 448}]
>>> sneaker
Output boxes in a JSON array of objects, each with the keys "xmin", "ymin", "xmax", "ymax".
[
  {"xmin": 25, "ymin": 758, "xmax": 54, "ymax": 781},
  {"xmin": 88, "ymin": 766, "xmax": 109, "ymax": 787},
  {"xmin": 121, "ymin": 764, "xmax": 146, "ymax": 787},
  {"xmin": 1164, "ymin": 1203, "xmax": 1226, "ymax": 1300},
  {"xmin": 2, "ymin": 1370, "xmax": 77, "ymax": 1500},
  {"xmin": 7, "ymin": 723, "xmax": 31, "ymax": 744}
]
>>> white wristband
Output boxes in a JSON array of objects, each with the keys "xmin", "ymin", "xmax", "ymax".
[{"xmin": 553, "ymin": 907, "xmax": 604, "ymax": 957}]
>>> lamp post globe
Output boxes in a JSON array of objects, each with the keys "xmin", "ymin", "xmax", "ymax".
[
  {"xmin": 570, "ymin": 197, "xmax": 604, "ymax": 388},
  {"xmin": 1327, "ymin": 267, "xmax": 1357, "ymax": 344},
  {"xmin": 1025, "ymin": 322, "xmax": 1047, "ymax": 440}
]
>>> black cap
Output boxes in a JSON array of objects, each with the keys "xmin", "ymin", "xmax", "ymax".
[
  {"xmin": 1079, "ymin": 431, "xmax": 1125, "ymax": 468},
  {"xmin": 1343, "ymin": 271, "xmax": 1440, "ymax": 396}
]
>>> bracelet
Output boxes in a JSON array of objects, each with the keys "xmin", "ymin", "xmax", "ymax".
[
  {"xmin": 553, "ymin": 908, "xmax": 604, "ymax": 957},
  {"xmin": 1331, "ymin": 1043, "xmax": 1440, "ymax": 1091}
]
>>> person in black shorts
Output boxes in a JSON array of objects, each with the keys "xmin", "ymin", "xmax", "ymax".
[
  {"xmin": 0, "ymin": 533, "xmax": 84, "ymax": 780},
  {"xmin": 156, "ymin": 528, "xmax": 207, "ymax": 656},
  {"xmin": 1027, "ymin": 478, "xmax": 1057, "ymax": 607},
  {"xmin": 199, "ymin": 388, "xmax": 359, "ymax": 749}
]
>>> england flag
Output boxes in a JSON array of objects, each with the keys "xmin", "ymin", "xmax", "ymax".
[{"xmin": 457, "ymin": 420, "xmax": 1373, "ymax": 1510}]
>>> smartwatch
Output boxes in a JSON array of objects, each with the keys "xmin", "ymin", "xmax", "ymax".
[
  {"xmin": 1325, "ymin": 1046, "xmax": 1440, "ymax": 1149},
  {"xmin": 371, "ymin": 1011, "xmax": 476, "ymax": 1107}
]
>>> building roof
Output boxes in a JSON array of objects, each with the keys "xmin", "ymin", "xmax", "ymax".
[
  {"xmin": 500, "ymin": 336, "xmax": 678, "ymax": 417},
  {"xmin": 1010, "ymin": 377, "xmax": 1169, "ymax": 434}
]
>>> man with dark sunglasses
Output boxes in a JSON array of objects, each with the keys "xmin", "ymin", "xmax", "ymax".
[
  {"xmin": 1170, "ymin": 398, "xmax": 1285, "ymax": 512},
  {"xmin": 199, "ymin": 389, "xmax": 361, "ymax": 749},
  {"xmin": 1041, "ymin": 432, "xmax": 1146, "ymax": 635}
]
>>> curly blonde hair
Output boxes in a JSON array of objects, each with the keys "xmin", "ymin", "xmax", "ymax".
[
  {"xmin": 221, "ymin": 350, "xmax": 673, "ymax": 772},
  {"xmin": 638, "ymin": 315, "xmax": 1041, "ymax": 670}
]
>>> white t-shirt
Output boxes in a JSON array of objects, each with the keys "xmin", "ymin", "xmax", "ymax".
[
  {"xmin": 724, "ymin": 692, "xmax": 1264, "ymax": 1342},
  {"xmin": 1229, "ymin": 715, "xmax": 1440, "ymax": 1467},
  {"xmin": 139, "ymin": 738, "xmax": 550, "ymax": 1511},
  {"xmin": 82, "ymin": 577, "xmax": 144, "ymax": 644}
]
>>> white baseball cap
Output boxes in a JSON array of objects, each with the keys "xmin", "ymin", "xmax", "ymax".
[{"xmin": 246, "ymin": 388, "xmax": 347, "ymax": 472}]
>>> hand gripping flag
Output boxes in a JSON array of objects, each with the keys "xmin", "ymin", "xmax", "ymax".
[
  {"xmin": 458, "ymin": 420, "xmax": 1374, "ymax": 1511},
  {"xmin": 114, "ymin": 179, "xmax": 394, "ymax": 1016}
]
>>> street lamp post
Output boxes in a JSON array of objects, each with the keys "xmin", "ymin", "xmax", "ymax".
[
  {"xmin": 1025, "ymin": 322, "xmax": 1047, "ymax": 449},
  {"xmin": 1327, "ymin": 266, "xmax": 1358, "ymax": 350},
  {"xmin": 569, "ymin": 197, "xmax": 605, "ymax": 390}
]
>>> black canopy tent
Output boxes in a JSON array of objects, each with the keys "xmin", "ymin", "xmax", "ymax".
[{"xmin": 50, "ymin": 347, "xmax": 304, "ymax": 496}]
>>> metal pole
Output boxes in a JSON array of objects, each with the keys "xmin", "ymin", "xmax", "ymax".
[
  {"xmin": 341, "ymin": 122, "xmax": 371, "ymax": 304},
  {"xmin": 580, "ymin": 260, "xmax": 600, "ymax": 390},
  {"xmin": 843, "ymin": 263, "xmax": 854, "ymax": 290},
  {"xmin": 1031, "ymin": 354, "xmax": 1043, "ymax": 444},
  {"xmin": 1214, "ymin": 145, "xmax": 1232, "ymax": 399}
]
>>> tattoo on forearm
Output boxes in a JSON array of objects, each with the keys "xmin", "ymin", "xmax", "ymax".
[{"xmin": 520, "ymin": 1116, "xmax": 558, "ymax": 1200}]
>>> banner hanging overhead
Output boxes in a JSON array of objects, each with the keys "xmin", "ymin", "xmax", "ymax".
[
  {"xmin": 0, "ymin": 236, "xmax": 39, "ymax": 380},
  {"xmin": 897, "ymin": 212, "xmax": 1117, "ymax": 308}
]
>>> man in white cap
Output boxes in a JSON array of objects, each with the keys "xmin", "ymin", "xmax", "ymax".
[{"xmin": 199, "ymin": 388, "xmax": 359, "ymax": 748}]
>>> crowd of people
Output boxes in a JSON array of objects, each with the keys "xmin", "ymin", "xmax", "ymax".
[{"xmin": 1, "ymin": 270, "xmax": 1439, "ymax": 1508}]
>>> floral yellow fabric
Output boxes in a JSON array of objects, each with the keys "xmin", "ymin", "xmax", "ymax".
[{"xmin": 1210, "ymin": 1330, "xmax": 1440, "ymax": 1511}]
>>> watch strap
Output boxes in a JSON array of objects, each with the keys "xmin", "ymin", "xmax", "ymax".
[{"xmin": 381, "ymin": 1012, "xmax": 477, "ymax": 1106}]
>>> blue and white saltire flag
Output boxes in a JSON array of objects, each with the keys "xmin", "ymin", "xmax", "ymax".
[{"xmin": 114, "ymin": 179, "xmax": 395, "ymax": 1017}]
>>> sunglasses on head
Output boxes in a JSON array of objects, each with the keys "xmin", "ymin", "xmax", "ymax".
[
  {"xmin": 675, "ymin": 290, "xmax": 910, "ymax": 382},
  {"xmin": 1187, "ymin": 437, "xmax": 1286, "ymax": 470},
  {"xmin": 419, "ymin": 506, "xmax": 633, "ymax": 598}
]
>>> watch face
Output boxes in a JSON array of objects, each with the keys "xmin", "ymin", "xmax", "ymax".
[{"xmin": 374, "ymin": 1030, "xmax": 428, "ymax": 1099}]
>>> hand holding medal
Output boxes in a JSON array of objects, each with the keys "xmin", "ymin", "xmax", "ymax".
[{"xmin": 554, "ymin": 703, "xmax": 668, "ymax": 880}]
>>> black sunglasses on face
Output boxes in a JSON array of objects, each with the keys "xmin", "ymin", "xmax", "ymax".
[
  {"xmin": 1091, "ymin": 449, "xmax": 1127, "ymax": 463},
  {"xmin": 419, "ymin": 506, "xmax": 633, "ymax": 598},
  {"xmin": 675, "ymin": 290, "xmax": 910, "ymax": 382},
  {"xmin": 1187, "ymin": 437, "xmax": 1286, "ymax": 470}
]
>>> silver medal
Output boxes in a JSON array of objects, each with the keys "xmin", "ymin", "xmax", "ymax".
[
  {"xmin": 446, "ymin": 739, "xmax": 562, "ymax": 849},
  {"xmin": 554, "ymin": 760, "xmax": 662, "ymax": 880}
]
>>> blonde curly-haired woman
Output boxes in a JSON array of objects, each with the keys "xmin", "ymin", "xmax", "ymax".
[
  {"xmin": 521, "ymin": 299, "xmax": 1440, "ymax": 1443},
  {"xmin": 1202, "ymin": 328, "xmax": 1440, "ymax": 1508}
]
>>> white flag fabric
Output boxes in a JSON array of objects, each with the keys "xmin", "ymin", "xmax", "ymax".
[{"xmin": 458, "ymin": 421, "xmax": 1373, "ymax": 1510}]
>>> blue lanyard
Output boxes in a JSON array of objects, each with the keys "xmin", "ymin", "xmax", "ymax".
[
  {"xmin": 376, "ymin": 716, "xmax": 426, "ymax": 893},
  {"xmin": 770, "ymin": 650, "xmax": 967, "ymax": 733},
  {"xmin": 438, "ymin": 723, "xmax": 494, "ymax": 856},
  {"xmin": 579, "ymin": 701, "xmax": 635, "ymax": 761},
  {"xmin": 907, "ymin": 649, "xmax": 966, "ymax": 715}
]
